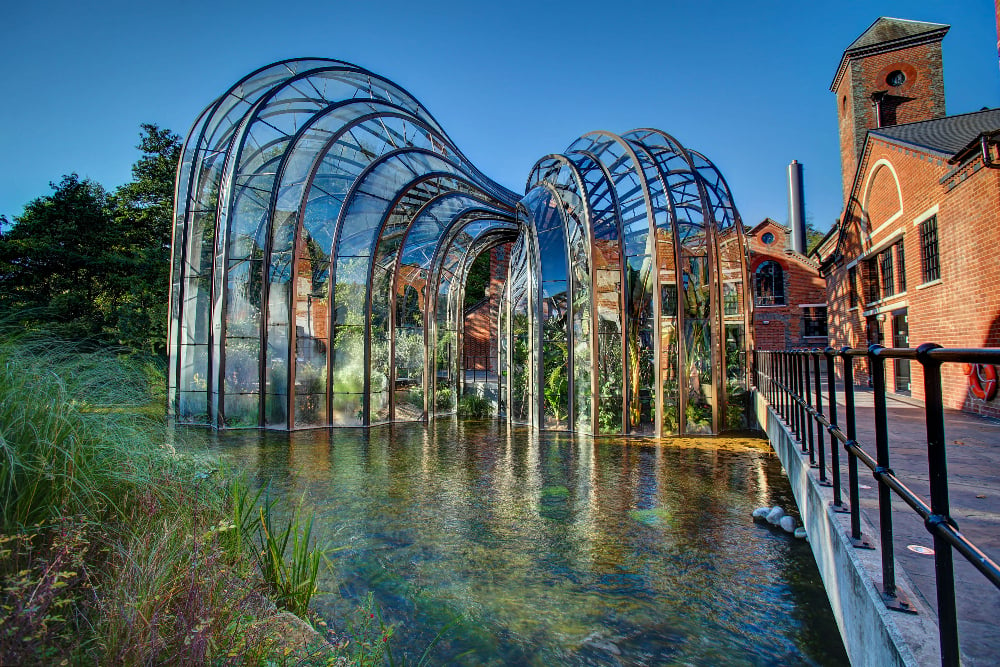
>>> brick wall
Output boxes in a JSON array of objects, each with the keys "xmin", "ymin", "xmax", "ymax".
[
  {"xmin": 462, "ymin": 243, "xmax": 511, "ymax": 372},
  {"xmin": 823, "ymin": 136, "xmax": 1000, "ymax": 416},
  {"xmin": 747, "ymin": 220, "xmax": 828, "ymax": 350},
  {"xmin": 835, "ymin": 41, "xmax": 945, "ymax": 202}
]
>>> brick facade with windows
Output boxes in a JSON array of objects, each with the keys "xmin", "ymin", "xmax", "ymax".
[
  {"xmin": 747, "ymin": 218, "xmax": 828, "ymax": 350},
  {"xmin": 463, "ymin": 243, "xmax": 511, "ymax": 372},
  {"xmin": 817, "ymin": 17, "xmax": 1000, "ymax": 417}
]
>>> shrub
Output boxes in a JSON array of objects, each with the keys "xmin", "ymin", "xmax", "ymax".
[
  {"xmin": 457, "ymin": 394, "xmax": 493, "ymax": 419},
  {"xmin": 0, "ymin": 333, "xmax": 341, "ymax": 664}
]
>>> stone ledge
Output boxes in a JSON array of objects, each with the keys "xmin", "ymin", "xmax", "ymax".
[{"xmin": 753, "ymin": 390, "xmax": 945, "ymax": 666}]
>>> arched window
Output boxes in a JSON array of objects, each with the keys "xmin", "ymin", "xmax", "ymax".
[{"xmin": 755, "ymin": 261, "xmax": 785, "ymax": 306}]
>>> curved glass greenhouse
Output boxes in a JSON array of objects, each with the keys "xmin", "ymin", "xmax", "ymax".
[{"xmin": 168, "ymin": 58, "xmax": 751, "ymax": 435}]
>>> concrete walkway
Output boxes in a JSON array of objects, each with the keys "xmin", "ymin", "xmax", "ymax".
[{"xmin": 813, "ymin": 387, "xmax": 1000, "ymax": 665}]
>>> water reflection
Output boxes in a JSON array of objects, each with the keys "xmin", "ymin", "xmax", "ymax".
[{"xmin": 191, "ymin": 420, "xmax": 847, "ymax": 665}]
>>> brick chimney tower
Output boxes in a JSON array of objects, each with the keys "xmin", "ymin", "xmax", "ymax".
[{"xmin": 830, "ymin": 17, "xmax": 949, "ymax": 203}]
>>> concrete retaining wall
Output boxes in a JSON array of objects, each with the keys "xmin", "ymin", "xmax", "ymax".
[{"xmin": 753, "ymin": 390, "xmax": 941, "ymax": 666}]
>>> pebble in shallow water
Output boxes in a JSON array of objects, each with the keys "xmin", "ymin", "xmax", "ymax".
[
  {"xmin": 752, "ymin": 506, "xmax": 803, "ymax": 537},
  {"xmin": 766, "ymin": 506, "xmax": 785, "ymax": 525}
]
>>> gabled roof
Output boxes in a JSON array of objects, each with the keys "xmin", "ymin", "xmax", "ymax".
[
  {"xmin": 747, "ymin": 217, "xmax": 788, "ymax": 235},
  {"xmin": 870, "ymin": 108, "xmax": 1000, "ymax": 159},
  {"xmin": 818, "ymin": 107, "xmax": 1000, "ymax": 271},
  {"xmin": 830, "ymin": 17, "xmax": 949, "ymax": 91}
]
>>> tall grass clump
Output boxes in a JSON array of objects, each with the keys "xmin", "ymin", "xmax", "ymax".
[
  {"xmin": 228, "ymin": 477, "xmax": 323, "ymax": 617},
  {"xmin": 0, "ymin": 334, "xmax": 172, "ymax": 530},
  {"xmin": 0, "ymin": 333, "xmax": 346, "ymax": 664}
]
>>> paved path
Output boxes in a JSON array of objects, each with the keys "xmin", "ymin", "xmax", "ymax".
[{"xmin": 806, "ymin": 387, "xmax": 1000, "ymax": 665}]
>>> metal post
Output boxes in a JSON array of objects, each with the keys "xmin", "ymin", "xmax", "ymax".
[
  {"xmin": 869, "ymin": 345, "xmax": 906, "ymax": 607},
  {"xmin": 827, "ymin": 348, "xmax": 846, "ymax": 510},
  {"xmin": 797, "ymin": 350, "xmax": 806, "ymax": 447},
  {"xmin": 793, "ymin": 351, "xmax": 803, "ymax": 441},
  {"xmin": 813, "ymin": 350, "xmax": 828, "ymax": 483},
  {"xmin": 785, "ymin": 350, "xmax": 792, "ymax": 424},
  {"xmin": 779, "ymin": 351, "xmax": 787, "ymax": 421},
  {"xmin": 842, "ymin": 348, "xmax": 871, "ymax": 547},
  {"xmin": 804, "ymin": 348, "xmax": 815, "ymax": 464},
  {"xmin": 917, "ymin": 343, "xmax": 959, "ymax": 664}
]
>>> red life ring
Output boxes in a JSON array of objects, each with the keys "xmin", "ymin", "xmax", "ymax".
[{"xmin": 963, "ymin": 363, "xmax": 998, "ymax": 401}]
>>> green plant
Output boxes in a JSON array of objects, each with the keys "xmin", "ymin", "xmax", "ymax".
[
  {"xmin": 0, "ymin": 334, "xmax": 171, "ymax": 530},
  {"xmin": 343, "ymin": 593, "xmax": 395, "ymax": 667},
  {"xmin": 0, "ymin": 332, "xmax": 336, "ymax": 665},
  {"xmin": 435, "ymin": 387, "xmax": 453, "ymax": 411},
  {"xmin": 0, "ymin": 520, "xmax": 93, "ymax": 665},
  {"xmin": 253, "ymin": 495, "xmax": 323, "ymax": 617},
  {"xmin": 227, "ymin": 477, "xmax": 325, "ymax": 618},
  {"xmin": 542, "ymin": 338, "xmax": 569, "ymax": 424},
  {"xmin": 457, "ymin": 394, "xmax": 493, "ymax": 418}
]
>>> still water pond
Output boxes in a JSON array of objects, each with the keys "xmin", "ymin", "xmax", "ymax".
[{"xmin": 195, "ymin": 419, "xmax": 847, "ymax": 665}]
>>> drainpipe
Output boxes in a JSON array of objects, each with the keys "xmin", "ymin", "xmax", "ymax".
[
  {"xmin": 982, "ymin": 135, "xmax": 1000, "ymax": 169},
  {"xmin": 871, "ymin": 91, "xmax": 887, "ymax": 129}
]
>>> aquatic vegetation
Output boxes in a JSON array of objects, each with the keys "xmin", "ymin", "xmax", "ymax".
[
  {"xmin": 228, "ymin": 477, "xmax": 324, "ymax": 617},
  {"xmin": 0, "ymin": 333, "xmax": 386, "ymax": 664}
]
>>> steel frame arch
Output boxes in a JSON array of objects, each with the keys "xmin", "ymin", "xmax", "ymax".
[{"xmin": 170, "ymin": 58, "xmax": 751, "ymax": 435}]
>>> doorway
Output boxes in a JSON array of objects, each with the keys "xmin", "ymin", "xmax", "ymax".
[{"xmin": 892, "ymin": 310, "xmax": 910, "ymax": 395}]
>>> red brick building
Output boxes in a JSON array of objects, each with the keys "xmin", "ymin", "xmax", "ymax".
[
  {"xmin": 816, "ymin": 17, "xmax": 1000, "ymax": 416},
  {"xmin": 462, "ymin": 243, "xmax": 510, "ymax": 374},
  {"xmin": 747, "ymin": 218, "xmax": 828, "ymax": 350}
]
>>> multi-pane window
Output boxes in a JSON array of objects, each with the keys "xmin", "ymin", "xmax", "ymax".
[
  {"xmin": 755, "ymin": 261, "xmax": 785, "ymax": 305},
  {"xmin": 864, "ymin": 258, "xmax": 880, "ymax": 304},
  {"xmin": 879, "ymin": 248, "xmax": 895, "ymax": 296},
  {"xmin": 848, "ymin": 266, "xmax": 858, "ymax": 307},
  {"xmin": 803, "ymin": 306, "xmax": 828, "ymax": 338},
  {"xmin": 920, "ymin": 215, "xmax": 940, "ymax": 283},
  {"xmin": 895, "ymin": 240, "xmax": 906, "ymax": 292}
]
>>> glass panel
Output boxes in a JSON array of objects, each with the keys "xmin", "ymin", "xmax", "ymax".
[
  {"xmin": 224, "ymin": 392, "xmax": 259, "ymax": 428},
  {"xmin": 331, "ymin": 393, "xmax": 363, "ymax": 425}
]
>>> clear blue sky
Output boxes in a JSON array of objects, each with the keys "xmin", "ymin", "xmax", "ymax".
[{"xmin": 2, "ymin": 0, "xmax": 997, "ymax": 233}]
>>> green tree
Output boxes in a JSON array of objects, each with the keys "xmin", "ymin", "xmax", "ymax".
[
  {"xmin": 0, "ymin": 124, "xmax": 181, "ymax": 352},
  {"xmin": 0, "ymin": 174, "xmax": 116, "ymax": 340},
  {"xmin": 805, "ymin": 219, "xmax": 832, "ymax": 255},
  {"xmin": 463, "ymin": 249, "xmax": 491, "ymax": 308},
  {"xmin": 108, "ymin": 124, "xmax": 181, "ymax": 353}
]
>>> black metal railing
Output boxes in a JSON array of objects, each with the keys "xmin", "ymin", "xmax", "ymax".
[{"xmin": 753, "ymin": 345, "xmax": 1000, "ymax": 667}]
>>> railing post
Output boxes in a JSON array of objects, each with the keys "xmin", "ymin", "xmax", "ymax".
[
  {"xmin": 785, "ymin": 350, "xmax": 795, "ymax": 431},
  {"xmin": 917, "ymin": 343, "xmax": 960, "ymax": 665},
  {"xmin": 813, "ymin": 349, "xmax": 828, "ymax": 484},
  {"xmin": 780, "ymin": 351, "xmax": 788, "ymax": 422},
  {"xmin": 770, "ymin": 350, "xmax": 775, "ymax": 406},
  {"xmin": 826, "ymin": 347, "xmax": 845, "ymax": 509},
  {"xmin": 788, "ymin": 350, "xmax": 797, "ymax": 437},
  {"xmin": 795, "ymin": 350, "xmax": 804, "ymax": 444},
  {"xmin": 804, "ymin": 347, "xmax": 816, "ymax": 465},
  {"xmin": 869, "ymin": 345, "xmax": 910, "ymax": 609},
  {"xmin": 780, "ymin": 350, "xmax": 788, "ymax": 423},
  {"xmin": 842, "ymin": 347, "xmax": 871, "ymax": 547}
]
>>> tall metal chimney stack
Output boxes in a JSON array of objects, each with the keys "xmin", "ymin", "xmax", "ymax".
[{"xmin": 788, "ymin": 160, "xmax": 807, "ymax": 254}]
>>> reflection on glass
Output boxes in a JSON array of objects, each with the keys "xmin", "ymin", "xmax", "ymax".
[{"xmin": 170, "ymin": 60, "xmax": 751, "ymax": 435}]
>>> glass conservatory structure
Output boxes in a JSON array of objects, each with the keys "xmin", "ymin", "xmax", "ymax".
[{"xmin": 168, "ymin": 58, "xmax": 751, "ymax": 436}]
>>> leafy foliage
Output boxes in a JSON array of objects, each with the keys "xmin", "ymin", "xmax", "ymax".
[
  {"xmin": 0, "ymin": 332, "xmax": 391, "ymax": 664},
  {"xmin": 0, "ymin": 125, "xmax": 180, "ymax": 353},
  {"xmin": 462, "ymin": 250, "xmax": 491, "ymax": 308},
  {"xmin": 457, "ymin": 394, "xmax": 494, "ymax": 418},
  {"xmin": 805, "ymin": 220, "xmax": 831, "ymax": 255}
]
